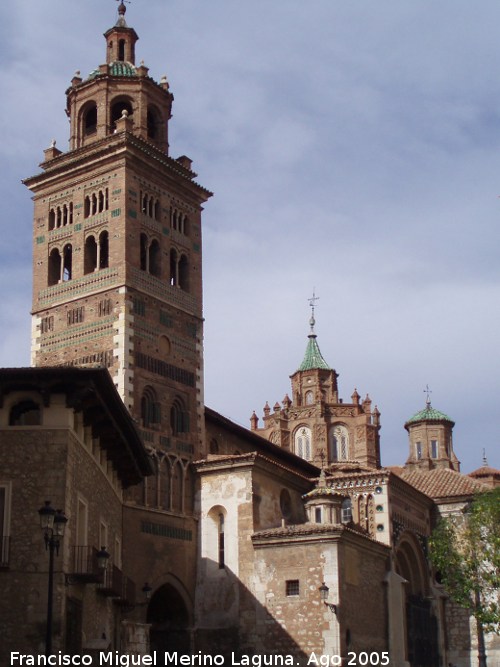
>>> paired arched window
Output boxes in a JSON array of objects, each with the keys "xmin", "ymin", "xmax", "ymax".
[
  {"xmin": 170, "ymin": 398, "xmax": 189, "ymax": 436},
  {"xmin": 169, "ymin": 249, "xmax": 189, "ymax": 291},
  {"xmin": 141, "ymin": 386, "xmax": 161, "ymax": 428},
  {"xmin": 294, "ymin": 426, "xmax": 312, "ymax": 461},
  {"xmin": 330, "ymin": 425, "xmax": 349, "ymax": 462},
  {"xmin": 84, "ymin": 231, "xmax": 109, "ymax": 274},
  {"xmin": 48, "ymin": 244, "xmax": 72, "ymax": 285},
  {"xmin": 140, "ymin": 234, "xmax": 161, "ymax": 277}
]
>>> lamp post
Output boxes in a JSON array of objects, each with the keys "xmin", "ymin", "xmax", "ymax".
[
  {"xmin": 38, "ymin": 501, "xmax": 68, "ymax": 656},
  {"xmin": 319, "ymin": 582, "xmax": 337, "ymax": 614}
]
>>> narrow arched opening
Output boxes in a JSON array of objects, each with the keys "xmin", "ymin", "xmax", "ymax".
[{"xmin": 84, "ymin": 236, "xmax": 97, "ymax": 274}]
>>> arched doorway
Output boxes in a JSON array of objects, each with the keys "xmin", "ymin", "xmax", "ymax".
[
  {"xmin": 147, "ymin": 583, "xmax": 191, "ymax": 655},
  {"xmin": 395, "ymin": 533, "xmax": 439, "ymax": 667}
]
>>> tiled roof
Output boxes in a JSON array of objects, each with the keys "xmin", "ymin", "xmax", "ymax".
[
  {"xmin": 398, "ymin": 467, "xmax": 487, "ymax": 500},
  {"xmin": 405, "ymin": 403, "xmax": 454, "ymax": 426},
  {"xmin": 298, "ymin": 334, "xmax": 331, "ymax": 371},
  {"xmin": 468, "ymin": 466, "xmax": 500, "ymax": 478}
]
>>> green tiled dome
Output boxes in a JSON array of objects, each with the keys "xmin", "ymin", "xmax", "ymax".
[
  {"xmin": 87, "ymin": 62, "xmax": 137, "ymax": 80},
  {"xmin": 406, "ymin": 403, "xmax": 454, "ymax": 426},
  {"xmin": 109, "ymin": 61, "xmax": 137, "ymax": 77},
  {"xmin": 298, "ymin": 335, "xmax": 331, "ymax": 372}
]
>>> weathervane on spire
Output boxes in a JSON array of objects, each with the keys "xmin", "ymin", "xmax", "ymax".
[
  {"xmin": 424, "ymin": 384, "xmax": 432, "ymax": 406},
  {"xmin": 308, "ymin": 289, "xmax": 319, "ymax": 333},
  {"xmin": 116, "ymin": 0, "xmax": 130, "ymax": 17}
]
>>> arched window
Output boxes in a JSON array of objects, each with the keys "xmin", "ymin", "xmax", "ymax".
[
  {"xmin": 178, "ymin": 254, "xmax": 189, "ymax": 291},
  {"xmin": 118, "ymin": 39, "xmax": 125, "ymax": 61},
  {"xmin": 330, "ymin": 425, "xmax": 349, "ymax": 462},
  {"xmin": 141, "ymin": 386, "xmax": 160, "ymax": 428},
  {"xmin": 170, "ymin": 248, "xmax": 178, "ymax": 286},
  {"xmin": 218, "ymin": 513, "xmax": 225, "ymax": 569},
  {"xmin": 158, "ymin": 335, "xmax": 171, "ymax": 357},
  {"xmin": 294, "ymin": 426, "xmax": 312, "ymax": 461},
  {"xmin": 147, "ymin": 105, "xmax": 164, "ymax": 144},
  {"xmin": 305, "ymin": 390, "xmax": 314, "ymax": 405},
  {"xmin": 84, "ymin": 235, "xmax": 97, "ymax": 274},
  {"xmin": 48, "ymin": 248, "xmax": 61, "ymax": 286},
  {"xmin": 149, "ymin": 239, "xmax": 161, "ymax": 277},
  {"xmin": 170, "ymin": 398, "xmax": 189, "ymax": 436},
  {"xmin": 62, "ymin": 244, "xmax": 72, "ymax": 281},
  {"xmin": 83, "ymin": 104, "xmax": 97, "ymax": 136},
  {"xmin": 9, "ymin": 400, "xmax": 41, "ymax": 426},
  {"xmin": 209, "ymin": 438, "xmax": 219, "ymax": 454},
  {"xmin": 99, "ymin": 231, "xmax": 109, "ymax": 269},
  {"xmin": 110, "ymin": 99, "xmax": 133, "ymax": 132},
  {"xmin": 48, "ymin": 209, "xmax": 55, "ymax": 230}
]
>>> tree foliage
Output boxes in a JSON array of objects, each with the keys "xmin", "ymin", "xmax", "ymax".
[{"xmin": 429, "ymin": 487, "xmax": 500, "ymax": 633}]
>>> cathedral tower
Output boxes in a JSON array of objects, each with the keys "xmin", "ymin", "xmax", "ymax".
[
  {"xmin": 404, "ymin": 397, "xmax": 459, "ymax": 472},
  {"xmin": 251, "ymin": 307, "xmax": 381, "ymax": 469},
  {"xmin": 23, "ymin": 4, "xmax": 212, "ymax": 635}
]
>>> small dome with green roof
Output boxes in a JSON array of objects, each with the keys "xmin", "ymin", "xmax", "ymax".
[{"xmin": 405, "ymin": 400, "xmax": 454, "ymax": 428}]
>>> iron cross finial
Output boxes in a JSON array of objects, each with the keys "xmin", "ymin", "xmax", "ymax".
[
  {"xmin": 424, "ymin": 384, "xmax": 432, "ymax": 405},
  {"xmin": 308, "ymin": 289, "xmax": 319, "ymax": 332}
]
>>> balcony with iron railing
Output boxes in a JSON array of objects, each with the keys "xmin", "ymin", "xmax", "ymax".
[
  {"xmin": 67, "ymin": 545, "xmax": 104, "ymax": 584},
  {"xmin": 67, "ymin": 546, "xmax": 136, "ymax": 605},
  {"xmin": 97, "ymin": 563, "xmax": 136, "ymax": 606}
]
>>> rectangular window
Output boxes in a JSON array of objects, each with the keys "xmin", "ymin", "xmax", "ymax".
[
  {"xmin": 98, "ymin": 299, "xmax": 111, "ymax": 317},
  {"xmin": 286, "ymin": 580, "xmax": 300, "ymax": 596},
  {"xmin": 315, "ymin": 508, "xmax": 322, "ymax": 523},
  {"xmin": 0, "ymin": 483, "xmax": 12, "ymax": 567},
  {"xmin": 41, "ymin": 316, "xmax": 54, "ymax": 333},
  {"xmin": 416, "ymin": 442, "xmax": 422, "ymax": 460},
  {"xmin": 431, "ymin": 440, "xmax": 438, "ymax": 458},
  {"xmin": 99, "ymin": 520, "xmax": 108, "ymax": 553},
  {"xmin": 67, "ymin": 307, "xmax": 84, "ymax": 325}
]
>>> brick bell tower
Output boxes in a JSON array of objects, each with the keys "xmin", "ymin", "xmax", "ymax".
[{"xmin": 24, "ymin": 3, "xmax": 212, "ymax": 625}]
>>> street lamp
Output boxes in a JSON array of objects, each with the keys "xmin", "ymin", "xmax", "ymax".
[
  {"xmin": 38, "ymin": 501, "xmax": 68, "ymax": 656},
  {"xmin": 319, "ymin": 582, "xmax": 337, "ymax": 614}
]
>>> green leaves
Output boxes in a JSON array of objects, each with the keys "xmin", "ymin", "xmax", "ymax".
[{"xmin": 429, "ymin": 488, "xmax": 500, "ymax": 634}]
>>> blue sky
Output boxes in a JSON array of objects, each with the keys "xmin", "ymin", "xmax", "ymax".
[{"xmin": 0, "ymin": 1, "xmax": 498, "ymax": 473}]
